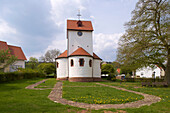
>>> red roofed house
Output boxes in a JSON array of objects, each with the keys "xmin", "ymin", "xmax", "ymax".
[
  {"xmin": 0, "ymin": 41, "xmax": 27, "ymax": 72},
  {"xmin": 56, "ymin": 19, "xmax": 102, "ymax": 82}
]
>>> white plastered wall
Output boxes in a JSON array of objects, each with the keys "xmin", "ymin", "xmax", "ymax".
[
  {"xmin": 68, "ymin": 30, "xmax": 93, "ymax": 56},
  {"xmin": 56, "ymin": 58, "xmax": 68, "ymax": 78},
  {"xmin": 12, "ymin": 60, "xmax": 25, "ymax": 68},
  {"xmin": 136, "ymin": 66, "xmax": 161, "ymax": 78},
  {"xmin": 68, "ymin": 56, "xmax": 93, "ymax": 78},
  {"xmin": 93, "ymin": 59, "xmax": 101, "ymax": 78},
  {"xmin": 9, "ymin": 60, "xmax": 25, "ymax": 72}
]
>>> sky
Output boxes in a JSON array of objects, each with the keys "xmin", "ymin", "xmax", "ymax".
[{"xmin": 0, "ymin": 0, "xmax": 138, "ymax": 62}]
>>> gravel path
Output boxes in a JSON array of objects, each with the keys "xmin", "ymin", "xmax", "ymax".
[{"xmin": 25, "ymin": 79, "xmax": 161, "ymax": 110}]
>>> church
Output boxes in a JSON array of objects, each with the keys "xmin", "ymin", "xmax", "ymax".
[{"xmin": 56, "ymin": 17, "xmax": 102, "ymax": 82}]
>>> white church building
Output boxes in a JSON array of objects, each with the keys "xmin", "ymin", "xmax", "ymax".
[{"xmin": 56, "ymin": 19, "xmax": 102, "ymax": 82}]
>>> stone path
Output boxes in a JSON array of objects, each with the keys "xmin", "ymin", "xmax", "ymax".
[
  {"xmin": 26, "ymin": 79, "xmax": 161, "ymax": 110},
  {"xmin": 48, "ymin": 82, "xmax": 161, "ymax": 110},
  {"xmin": 25, "ymin": 79, "xmax": 51, "ymax": 90}
]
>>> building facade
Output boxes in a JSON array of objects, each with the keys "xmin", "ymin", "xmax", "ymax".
[
  {"xmin": 0, "ymin": 41, "xmax": 27, "ymax": 72},
  {"xmin": 56, "ymin": 20, "xmax": 102, "ymax": 82},
  {"xmin": 136, "ymin": 66, "xmax": 165, "ymax": 78}
]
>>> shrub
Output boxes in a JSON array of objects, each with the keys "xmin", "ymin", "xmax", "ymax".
[
  {"xmin": 0, "ymin": 69, "xmax": 45, "ymax": 83},
  {"xmin": 107, "ymin": 73, "xmax": 116, "ymax": 80},
  {"xmin": 38, "ymin": 63, "xmax": 55, "ymax": 75}
]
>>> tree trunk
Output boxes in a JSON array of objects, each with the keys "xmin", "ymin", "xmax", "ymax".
[{"xmin": 165, "ymin": 48, "xmax": 170, "ymax": 86}]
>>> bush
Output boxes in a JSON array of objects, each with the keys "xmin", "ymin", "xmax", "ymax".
[
  {"xmin": 101, "ymin": 64, "xmax": 115, "ymax": 75},
  {"xmin": 125, "ymin": 77, "xmax": 164, "ymax": 82},
  {"xmin": 38, "ymin": 63, "xmax": 55, "ymax": 75},
  {"xmin": 0, "ymin": 69, "xmax": 45, "ymax": 83},
  {"xmin": 107, "ymin": 73, "xmax": 116, "ymax": 80}
]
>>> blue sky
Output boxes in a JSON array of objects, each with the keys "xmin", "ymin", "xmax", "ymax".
[{"xmin": 0, "ymin": 0, "xmax": 138, "ymax": 61}]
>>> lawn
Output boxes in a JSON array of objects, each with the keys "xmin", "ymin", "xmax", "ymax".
[
  {"xmin": 102, "ymin": 81, "xmax": 170, "ymax": 113},
  {"xmin": 35, "ymin": 78, "xmax": 57, "ymax": 88},
  {"xmin": 63, "ymin": 81, "xmax": 144, "ymax": 104},
  {"xmin": 0, "ymin": 78, "xmax": 83, "ymax": 113},
  {"xmin": 0, "ymin": 78, "xmax": 170, "ymax": 113}
]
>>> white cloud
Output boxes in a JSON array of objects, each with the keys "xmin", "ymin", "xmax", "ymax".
[
  {"xmin": 46, "ymin": 39, "xmax": 67, "ymax": 53},
  {"xmin": 93, "ymin": 33, "xmax": 123, "ymax": 61},
  {"xmin": 0, "ymin": 18, "xmax": 17, "ymax": 38},
  {"xmin": 50, "ymin": 0, "xmax": 88, "ymax": 28}
]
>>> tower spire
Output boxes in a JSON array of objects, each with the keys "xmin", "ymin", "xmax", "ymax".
[{"xmin": 77, "ymin": 9, "xmax": 81, "ymax": 20}]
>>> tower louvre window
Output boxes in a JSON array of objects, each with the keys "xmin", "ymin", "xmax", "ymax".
[
  {"xmin": 71, "ymin": 59, "xmax": 74, "ymax": 67},
  {"xmin": 89, "ymin": 59, "xmax": 92, "ymax": 67},
  {"xmin": 79, "ymin": 58, "xmax": 84, "ymax": 66}
]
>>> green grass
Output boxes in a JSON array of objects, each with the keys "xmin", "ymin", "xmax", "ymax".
[
  {"xmin": 63, "ymin": 82, "xmax": 144, "ymax": 104},
  {"xmin": 102, "ymin": 81, "xmax": 170, "ymax": 113},
  {"xmin": 35, "ymin": 78, "xmax": 57, "ymax": 88},
  {"xmin": 0, "ymin": 78, "xmax": 83, "ymax": 113},
  {"xmin": 1, "ymin": 79, "xmax": 170, "ymax": 113},
  {"xmin": 63, "ymin": 81, "xmax": 99, "ymax": 86}
]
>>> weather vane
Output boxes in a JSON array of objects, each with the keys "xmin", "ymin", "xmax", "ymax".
[{"xmin": 77, "ymin": 9, "xmax": 81, "ymax": 20}]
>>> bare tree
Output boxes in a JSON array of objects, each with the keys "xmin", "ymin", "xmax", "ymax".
[{"xmin": 39, "ymin": 49, "xmax": 60, "ymax": 62}]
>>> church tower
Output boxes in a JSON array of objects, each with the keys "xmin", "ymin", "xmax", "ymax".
[
  {"xmin": 67, "ymin": 20, "xmax": 93, "ymax": 56},
  {"xmin": 56, "ymin": 14, "xmax": 102, "ymax": 82}
]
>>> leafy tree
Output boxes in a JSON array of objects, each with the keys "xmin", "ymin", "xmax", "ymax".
[
  {"xmin": 101, "ymin": 64, "xmax": 115, "ymax": 74},
  {"xmin": 120, "ymin": 65, "xmax": 132, "ymax": 75},
  {"xmin": 39, "ymin": 49, "xmax": 60, "ymax": 62},
  {"xmin": 28, "ymin": 57, "xmax": 38, "ymax": 69},
  {"xmin": 38, "ymin": 63, "xmax": 55, "ymax": 75},
  {"xmin": 112, "ymin": 61, "xmax": 121, "ymax": 68},
  {"xmin": 0, "ymin": 49, "xmax": 17, "ymax": 71},
  {"xmin": 117, "ymin": 0, "xmax": 170, "ymax": 85}
]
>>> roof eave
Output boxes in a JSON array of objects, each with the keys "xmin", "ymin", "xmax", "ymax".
[{"xmin": 67, "ymin": 29, "xmax": 93, "ymax": 31}]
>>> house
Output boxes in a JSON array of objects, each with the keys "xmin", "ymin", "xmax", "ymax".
[
  {"xmin": 0, "ymin": 41, "xmax": 27, "ymax": 72},
  {"xmin": 136, "ymin": 66, "xmax": 165, "ymax": 78},
  {"xmin": 56, "ymin": 18, "xmax": 102, "ymax": 82}
]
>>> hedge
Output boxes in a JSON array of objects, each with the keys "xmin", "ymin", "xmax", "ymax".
[
  {"xmin": 0, "ymin": 71, "xmax": 46, "ymax": 83},
  {"xmin": 125, "ymin": 78, "xmax": 164, "ymax": 82}
]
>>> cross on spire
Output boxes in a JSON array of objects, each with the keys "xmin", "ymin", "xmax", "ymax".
[{"xmin": 77, "ymin": 9, "xmax": 81, "ymax": 20}]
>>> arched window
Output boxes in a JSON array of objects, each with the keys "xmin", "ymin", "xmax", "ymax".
[
  {"xmin": 89, "ymin": 59, "xmax": 92, "ymax": 67},
  {"xmin": 71, "ymin": 59, "xmax": 74, "ymax": 67},
  {"xmin": 79, "ymin": 58, "xmax": 84, "ymax": 66},
  {"xmin": 56, "ymin": 62, "xmax": 59, "ymax": 68}
]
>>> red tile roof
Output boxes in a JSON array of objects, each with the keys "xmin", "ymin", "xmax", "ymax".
[
  {"xmin": 67, "ymin": 20, "xmax": 93, "ymax": 31},
  {"xmin": 0, "ymin": 41, "xmax": 9, "ymax": 50},
  {"xmin": 8, "ymin": 45, "xmax": 27, "ymax": 60},
  {"xmin": 57, "ymin": 50, "xmax": 68, "ymax": 58},
  {"xmin": 69, "ymin": 47, "xmax": 92, "ymax": 57},
  {"xmin": 0, "ymin": 41, "xmax": 27, "ymax": 60},
  {"xmin": 93, "ymin": 53, "xmax": 102, "ymax": 60},
  {"xmin": 56, "ymin": 48, "xmax": 102, "ymax": 60}
]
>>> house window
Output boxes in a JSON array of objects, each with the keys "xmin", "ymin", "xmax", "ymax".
[
  {"xmin": 89, "ymin": 59, "xmax": 92, "ymax": 67},
  {"xmin": 56, "ymin": 62, "xmax": 59, "ymax": 68},
  {"xmin": 79, "ymin": 58, "xmax": 84, "ymax": 66},
  {"xmin": 71, "ymin": 59, "xmax": 74, "ymax": 67}
]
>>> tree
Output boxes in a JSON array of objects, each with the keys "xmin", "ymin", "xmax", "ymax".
[
  {"xmin": 101, "ymin": 64, "xmax": 115, "ymax": 74},
  {"xmin": 37, "ymin": 63, "xmax": 55, "ymax": 75},
  {"xmin": 28, "ymin": 57, "xmax": 38, "ymax": 69},
  {"xmin": 0, "ymin": 49, "xmax": 17, "ymax": 71},
  {"xmin": 112, "ymin": 61, "xmax": 121, "ymax": 68},
  {"xmin": 39, "ymin": 49, "xmax": 60, "ymax": 62},
  {"xmin": 117, "ymin": 0, "xmax": 170, "ymax": 84}
]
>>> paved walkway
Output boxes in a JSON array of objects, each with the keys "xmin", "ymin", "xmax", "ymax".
[
  {"xmin": 48, "ymin": 82, "xmax": 161, "ymax": 110},
  {"xmin": 25, "ymin": 79, "xmax": 52, "ymax": 90},
  {"xmin": 26, "ymin": 79, "xmax": 161, "ymax": 110}
]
